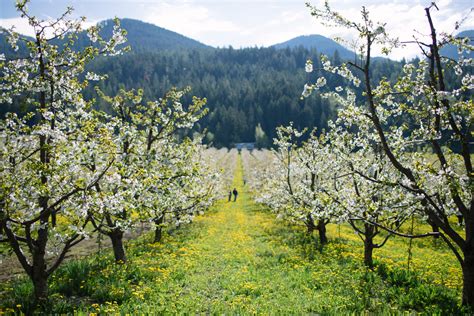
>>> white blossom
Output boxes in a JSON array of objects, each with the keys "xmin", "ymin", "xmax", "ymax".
[{"xmin": 305, "ymin": 60, "xmax": 313, "ymax": 73}]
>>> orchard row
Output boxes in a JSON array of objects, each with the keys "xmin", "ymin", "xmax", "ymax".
[
  {"xmin": 248, "ymin": 2, "xmax": 472, "ymax": 308},
  {"xmin": 0, "ymin": 1, "xmax": 224, "ymax": 304}
]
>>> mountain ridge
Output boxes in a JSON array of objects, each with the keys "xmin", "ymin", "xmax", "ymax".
[
  {"xmin": 272, "ymin": 34, "xmax": 355, "ymax": 59},
  {"xmin": 440, "ymin": 30, "xmax": 474, "ymax": 60},
  {"xmin": 78, "ymin": 18, "xmax": 211, "ymax": 52},
  {"xmin": 1, "ymin": 19, "xmax": 359, "ymax": 58},
  {"xmin": 2, "ymin": 18, "xmax": 472, "ymax": 60}
]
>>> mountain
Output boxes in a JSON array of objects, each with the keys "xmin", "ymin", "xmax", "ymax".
[
  {"xmin": 440, "ymin": 30, "xmax": 474, "ymax": 60},
  {"xmin": 1, "ymin": 19, "xmax": 210, "ymax": 58},
  {"xmin": 272, "ymin": 35, "xmax": 354, "ymax": 60},
  {"xmin": 76, "ymin": 18, "xmax": 210, "ymax": 53}
]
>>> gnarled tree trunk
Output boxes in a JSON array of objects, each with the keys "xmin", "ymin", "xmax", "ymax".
[
  {"xmin": 363, "ymin": 223, "xmax": 375, "ymax": 268},
  {"xmin": 109, "ymin": 229, "xmax": 126, "ymax": 263},
  {"xmin": 30, "ymin": 213, "xmax": 50, "ymax": 303},
  {"xmin": 462, "ymin": 230, "xmax": 474, "ymax": 307},
  {"xmin": 305, "ymin": 214, "xmax": 318, "ymax": 238},
  {"xmin": 32, "ymin": 269, "xmax": 48, "ymax": 303},
  {"xmin": 428, "ymin": 217, "xmax": 439, "ymax": 239},
  {"xmin": 317, "ymin": 220, "xmax": 328, "ymax": 245},
  {"xmin": 154, "ymin": 215, "xmax": 165, "ymax": 243}
]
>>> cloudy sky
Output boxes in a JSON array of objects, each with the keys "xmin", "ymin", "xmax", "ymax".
[{"xmin": 1, "ymin": 0, "xmax": 472, "ymax": 60}]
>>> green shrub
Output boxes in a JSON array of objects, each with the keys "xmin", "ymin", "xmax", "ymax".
[
  {"xmin": 6, "ymin": 280, "xmax": 35, "ymax": 315},
  {"xmin": 51, "ymin": 259, "xmax": 93, "ymax": 297}
]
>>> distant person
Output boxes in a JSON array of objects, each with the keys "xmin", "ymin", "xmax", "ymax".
[
  {"xmin": 233, "ymin": 188, "xmax": 238, "ymax": 202},
  {"xmin": 228, "ymin": 190, "xmax": 232, "ymax": 202}
]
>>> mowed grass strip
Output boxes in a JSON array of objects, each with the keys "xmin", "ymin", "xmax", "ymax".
[{"xmin": 125, "ymin": 153, "xmax": 332, "ymax": 313}]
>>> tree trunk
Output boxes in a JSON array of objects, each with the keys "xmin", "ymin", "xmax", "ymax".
[
  {"xmin": 364, "ymin": 223, "xmax": 375, "ymax": 268},
  {"xmin": 364, "ymin": 237, "xmax": 374, "ymax": 268},
  {"xmin": 32, "ymin": 270, "xmax": 48, "ymax": 303},
  {"xmin": 51, "ymin": 211, "xmax": 57, "ymax": 227},
  {"xmin": 317, "ymin": 220, "xmax": 328, "ymax": 245},
  {"xmin": 305, "ymin": 215, "xmax": 316, "ymax": 235},
  {"xmin": 428, "ymin": 218, "xmax": 439, "ymax": 239},
  {"xmin": 32, "ymin": 214, "xmax": 50, "ymax": 303},
  {"xmin": 462, "ymin": 244, "xmax": 474, "ymax": 308},
  {"xmin": 305, "ymin": 223, "xmax": 315, "ymax": 234},
  {"xmin": 109, "ymin": 230, "xmax": 126, "ymax": 263},
  {"xmin": 154, "ymin": 226, "xmax": 163, "ymax": 243},
  {"xmin": 153, "ymin": 215, "xmax": 165, "ymax": 243},
  {"xmin": 31, "ymin": 252, "xmax": 48, "ymax": 304}
]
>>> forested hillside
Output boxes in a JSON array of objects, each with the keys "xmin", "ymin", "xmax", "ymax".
[
  {"xmin": 3, "ymin": 20, "xmax": 469, "ymax": 147},
  {"xmin": 87, "ymin": 47, "xmax": 407, "ymax": 147}
]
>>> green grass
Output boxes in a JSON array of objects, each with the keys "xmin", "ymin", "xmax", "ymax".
[{"xmin": 0, "ymin": 153, "xmax": 466, "ymax": 314}]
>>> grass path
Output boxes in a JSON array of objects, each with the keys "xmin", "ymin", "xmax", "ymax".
[{"xmin": 133, "ymin": 154, "xmax": 328, "ymax": 313}]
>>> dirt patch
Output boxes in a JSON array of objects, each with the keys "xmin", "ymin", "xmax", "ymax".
[{"xmin": 0, "ymin": 227, "xmax": 149, "ymax": 282}]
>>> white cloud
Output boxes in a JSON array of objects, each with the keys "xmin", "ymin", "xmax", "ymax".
[
  {"xmin": 0, "ymin": 17, "xmax": 35, "ymax": 37},
  {"xmin": 1, "ymin": 0, "xmax": 472, "ymax": 60},
  {"xmin": 0, "ymin": 16, "xmax": 97, "ymax": 38},
  {"xmin": 301, "ymin": 0, "xmax": 474, "ymax": 60},
  {"xmin": 139, "ymin": 2, "xmax": 239, "ymax": 46}
]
